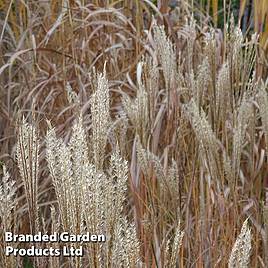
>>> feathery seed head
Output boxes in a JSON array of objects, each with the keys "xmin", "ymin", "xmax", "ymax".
[
  {"xmin": 153, "ymin": 21, "xmax": 176, "ymax": 90},
  {"xmin": 90, "ymin": 66, "xmax": 110, "ymax": 169},
  {"xmin": 228, "ymin": 219, "xmax": 252, "ymax": 268}
]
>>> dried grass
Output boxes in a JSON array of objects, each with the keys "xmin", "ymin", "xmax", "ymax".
[{"xmin": 0, "ymin": 1, "xmax": 268, "ymax": 267}]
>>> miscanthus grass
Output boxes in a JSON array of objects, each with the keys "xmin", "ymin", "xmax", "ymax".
[
  {"xmin": 45, "ymin": 70, "xmax": 140, "ymax": 267},
  {"xmin": 1, "ymin": 3, "xmax": 268, "ymax": 267},
  {"xmin": 16, "ymin": 117, "xmax": 40, "ymax": 251}
]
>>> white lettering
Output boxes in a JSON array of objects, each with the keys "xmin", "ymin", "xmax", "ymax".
[
  {"xmin": 5, "ymin": 232, "xmax": 13, "ymax": 242},
  {"xmin": 5, "ymin": 246, "xmax": 14, "ymax": 256},
  {"xmin": 60, "ymin": 232, "xmax": 69, "ymax": 242}
]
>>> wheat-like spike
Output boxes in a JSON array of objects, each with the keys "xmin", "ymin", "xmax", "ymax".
[
  {"xmin": 46, "ymin": 126, "xmax": 76, "ymax": 233},
  {"xmin": 181, "ymin": 16, "xmax": 196, "ymax": 72},
  {"xmin": 46, "ymin": 126, "xmax": 70, "ymax": 230},
  {"xmin": 232, "ymin": 98, "xmax": 253, "ymax": 179},
  {"xmin": 136, "ymin": 136, "xmax": 150, "ymax": 175},
  {"xmin": 122, "ymin": 80, "xmax": 149, "ymax": 142},
  {"xmin": 231, "ymin": 27, "xmax": 243, "ymax": 63},
  {"xmin": 81, "ymin": 164, "xmax": 104, "ymax": 235},
  {"xmin": 166, "ymin": 159, "xmax": 180, "ymax": 196},
  {"xmin": 226, "ymin": 16, "xmax": 243, "ymax": 63},
  {"xmin": 195, "ymin": 57, "xmax": 211, "ymax": 109},
  {"xmin": 16, "ymin": 118, "xmax": 39, "ymax": 235},
  {"xmin": 58, "ymin": 142, "xmax": 74, "ymax": 231},
  {"xmin": 170, "ymin": 221, "xmax": 184, "ymax": 268},
  {"xmin": 90, "ymin": 65, "xmax": 110, "ymax": 170},
  {"xmin": 164, "ymin": 238, "xmax": 171, "ymax": 267},
  {"xmin": 184, "ymin": 99, "xmax": 218, "ymax": 154},
  {"xmin": 0, "ymin": 165, "xmax": 16, "ymax": 233},
  {"xmin": 46, "ymin": 125, "xmax": 69, "ymax": 229},
  {"xmin": 204, "ymin": 28, "xmax": 217, "ymax": 68},
  {"xmin": 223, "ymin": 150, "xmax": 234, "ymax": 183},
  {"xmin": 82, "ymin": 164, "xmax": 104, "ymax": 264},
  {"xmin": 183, "ymin": 99, "xmax": 220, "ymax": 182},
  {"xmin": 111, "ymin": 217, "xmax": 140, "ymax": 267},
  {"xmin": 137, "ymin": 83, "xmax": 149, "ymax": 142},
  {"xmin": 109, "ymin": 145, "xmax": 128, "ymax": 220},
  {"xmin": 124, "ymin": 220, "xmax": 140, "ymax": 267},
  {"xmin": 0, "ymin": 165, "xmax": 17, "ymax": 268},
  {"xmin": 78, "ymin": 151, "xmax": 108, "ymax": 265},
  {"xmin": 112, "ymin": 111, "xmax": 128, "ymax": 157},
  {"xmin": 68, "ymin": 115, "xmax": 89, "ymax": 234},
  {"xmin": 228, "ymin": 219, "xmax": 252, "ymax": 268},
  {"xmin": 153, "ymin": 20, "xmax": 176, "ymax": 91},
  {"xmin": 111, "ymin": 218, "xmax": 125, "ymax": 267},
  {"xmin": 148, "ymin": 151, "xmax": 165, "ymax": 181},
  {"xmin": 69, "ymin": 115, "xmax": 89, "ymax": 173},
  {"xmin": 241, "ymin": 34, "xmax": 257, "ymax": 89},
  {"xmin": 216, "ymin": 63, "xmax": 231, "ymax": 123},
  {"xmin": 143, "ymin": 55, "xmax": 159, "ymax": 123},
  {"xmin": 138, "ymin": 144, "xmax": 180, "ymax": 199},
  {"xmin": 101, "ymin": 146, "xmax": 130, "ymax": 265}
]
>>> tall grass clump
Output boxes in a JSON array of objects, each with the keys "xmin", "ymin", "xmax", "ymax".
[{"xmin": 45, "ymin": 70, "xmax": 140, "ymax": 267}]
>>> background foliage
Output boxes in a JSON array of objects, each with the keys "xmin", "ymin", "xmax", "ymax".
[{"xmin": 0, "ymin": 0, "xmax": 268, "ymax": 267}]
